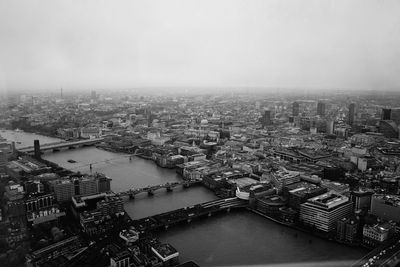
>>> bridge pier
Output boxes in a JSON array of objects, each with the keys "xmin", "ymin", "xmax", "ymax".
[
  {"xmin": 208, "ymin": 212, "xmax": 212, "ymax": 217},
  {"xmin": 166, "ymin": 186, "xmax": 173, "ymax": 192},
  {"xmin": 147, "ymin": 190, "xmax": 154, "ymax": 196},
  {"xmin": 68, "ymin": 146, "xmax": 76, "ymax": 149},
  {"xmin": 52, "ymin": 148, "xmax": 60, "ymax": 152},
  {"xmin": 226, "ymin": 207, "xmax": 231, "ymax": 213},
  {"xmin": 129, "ymin": 194, "xmax": 135, "ymax": 200}
]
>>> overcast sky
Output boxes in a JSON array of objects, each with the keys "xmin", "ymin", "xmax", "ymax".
[{"xmin": 0, "ymin": 0, "xmax": 399, "ymax": 93}]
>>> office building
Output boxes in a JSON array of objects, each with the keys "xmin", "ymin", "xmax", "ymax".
[
  {"xmin": 78, "ymin": 177, "xmax": 98, "ymax": 196},
  {"xmin": 299, "ymin": 191, "xmax": 353, "ymax": 232},
  {"xmin": 261, "ymin": 110, "xmax": 272, "ymax": 128},
  {"xmin": 348, "ymin": 103, "xmax": 356, "ymax": 126},
  {"xmin": 317, "ymin": 101, "xmax": 326, "ymax": 116},
  {"xmin": 292, "ymin": 102, "xmax": 300, "ymax": 117},
  {"xmin": 381, "ymin": 108, "xmax": 392, "ymax": 121},
  {"xmin": 336, "ymin": 217, "xmax": 358, "ymax": 243},
  {"xmin": 0, "ymin": 150, "xmax": 7, "ymax": 172},
  {"xmin": 50, "ymin": 180, "xmax": 75, "ymax": 203},
  {"xmin": 351, "ymin": 189, "xmax": 373, "ymax": 211}
]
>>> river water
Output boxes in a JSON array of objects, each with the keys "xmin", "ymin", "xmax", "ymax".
[{"xmin": 3, "ymin": 130, "xmax": 367, "ymax": 266}]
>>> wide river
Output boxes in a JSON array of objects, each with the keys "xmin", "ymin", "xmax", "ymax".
[{"xmin": 2, "ymin": 130, "xmax": 367, "ymax": 266}]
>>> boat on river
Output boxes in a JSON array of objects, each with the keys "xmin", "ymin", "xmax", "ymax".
[{"xmin": 67, "ymin": 159, "xmax": 77, "ymax": 163}]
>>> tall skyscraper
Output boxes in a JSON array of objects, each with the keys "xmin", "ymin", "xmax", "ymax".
[
  {"xmin": 34, "ymin": 140, "xmax": 41, "ymax": 159},
  {"xmin": 391, "ymin": 108, "xmax": 400, "ymax": 125},
  {"xmin": 348, "ymin": 103, "xmax": 356, "ymax": 126},
  {"xmin": 262, "ymin": 110, "xmax": 272, "ymax": 128},
  {"xmin": 292, "ymin": 102, "xmax": 300, "ymax": 117},
  {"xmin": 381, "ymin": 108, "xmax": 392, "ymax": 121},
  {"xmin": 317, "ymin": 101, "xmax": 326, "ymax": 116}
]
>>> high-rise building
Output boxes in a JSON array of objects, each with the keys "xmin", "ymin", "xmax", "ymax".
[
  {"xmin": 317, "ymin": 101, "xmax": 326, "ymax": 116},
  {"xmin": 261, "ymin": 110, "xmax": 272, "ymax": 128},
  {"xmin": 0, "ymin": 150, "xmax": 7, "ymax": 172},
  {"xmin": 34, "ymin": 140, "xmax": 41, "ymax": 159},
  {"xmin": 391, "ymin": 108, "xmax": 400, "ymax": 125},
  {"xmin": 78, "ymin": 177, "xmax": 98, "ymax": 196},
  {"xmin": 97, "ymin": 175, "xmax": 111, "ymax": 193},
  {"xmin": 336, "ymin": 217, "xmax": 358, "ymax": 243},
  {"xmin": 292, "ymin": 102, "xmax": 300, "ymax": 117},
  {"xmin": 348, "ymin": 103, "xmax": 356, "ymax": 126},
  {"xmin": 381, "ymin": 108, "xmax": 392, "ymax": 120},
  {"xmin": 51, "ymin": 180, "xmax": 75, "ymax": 202},
  {"xmin": 351, "ymin": 189, "xmax": 373, "ymax": 211},
  {"xmin": 299, "ymin": 191, "xmax": 353, "ymax": 232}
]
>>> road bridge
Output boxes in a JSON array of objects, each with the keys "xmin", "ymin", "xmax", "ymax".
[
  {"xmin": 352, "ymin": 238, "xmax": 400, "ymax": 267},
  {"xmin": 117, "ymin": 179, "xmax": 202, "ymax": 199},
  {"xmin": 18, "ymin": 138, "xmax": 104, "ymax": 153},
  {"xmin": 131, "ymin": 197, "xmax": 248, "ymax": 232}
]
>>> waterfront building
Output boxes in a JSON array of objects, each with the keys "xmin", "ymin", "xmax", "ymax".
[
  {"xmin": 97, "ymin": 174, "xmax": 111, "ymax": 193},
  {"xmin": 151, "ymin": 243, "xmax": 180, "ymax": 266},
  {"xmin": 26, "ymin": 235, "xmax": 84, "ymax": 267},
  {"xmin": 283, "ymin": 181, "xmax": 327, "ymax": 210},
  {"xmin": 370, "ymin": 194, "xmax": 400, "ymax": 222},
  {"xmin": 50, "ymin": 179, "xmax": 75, "ymax": 202},
  {"xmin": 299, "ymin": 191, "xmax": 353, "ymax": 232},
  {"xmin": 363, "ymin": 222, "xmax": 392, "ymax": 247},
  {"xmin": 78, "ymin": 177, "xmax": 98, "ymax": 196},
  {"xmin": 336, "ymin": 217, "xmax": 358, "ymax": 243},
  {"xmin": 255, "ymin": 195, "xmax": 286, "ymax": 218}
]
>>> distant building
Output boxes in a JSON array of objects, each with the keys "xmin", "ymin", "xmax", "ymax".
[
  {"xmin": 261, "ymin": 110, "xmax": 272, "ymax": 128},
  {"xmin": 0, "ymin": 149, "xmax": 7, "ymax": 172},
  {"xmin": 348, "ymin": 103, "xmax": 356, "ymax": 126},
  {"xmin": 317, "ymin": 101, "xmax": 326, "ymax": 116},
  {"xmin": 381, "ymin": 108, "xmax": 392, "ymax": 121},
  {"xmin": 299, "ymin": 191, "xmax": 353, "ymax": 232},
  {"xmin": 292, "ymin": 102, "xmax": 300, "ymax": 117}
]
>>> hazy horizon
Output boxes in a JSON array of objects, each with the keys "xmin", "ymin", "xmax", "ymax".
[{"xmin": 1, "ymin": 0, "xmax": 400, "ymax": 94}]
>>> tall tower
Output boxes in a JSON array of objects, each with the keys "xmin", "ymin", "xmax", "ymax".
[
  {"xmin": 34, "ymin": 140, "xmax": 41, "ymax": 159},
  {"xmin": 292, "ymin": 102, "xmax": 300, "ymax": 117},
  {"xmin": 348, "ymin": 103, "xmax": 355, "ymax": 126},
  {"xmin": 262, "ymin": 110, "xmax": 272, "ymax": 128},
  {"xmin": 60, "ymin": 88, "xmax": 63, "ymax": 99},
  {"xmin": 317, "ymin": 101, "xmax": 326, "ymax": 116}
]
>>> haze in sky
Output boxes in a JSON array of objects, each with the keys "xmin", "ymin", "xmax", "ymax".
[{"xmin": 0, "ymin": 0, "xmax": 399, "ymax": 93}]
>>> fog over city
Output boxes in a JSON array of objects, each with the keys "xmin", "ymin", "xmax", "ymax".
[{"xmin": 1, "ymin": 0, "xmax": 400, "ymax": 93}]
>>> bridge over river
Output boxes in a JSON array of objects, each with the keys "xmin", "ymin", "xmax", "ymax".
[
  {"xmin": 18, "ymin": 138, "xmax": 104, "ymax": 153},
  {"xmin": 130, "ymin": 197, "xmax": 248, "ymax": 232},
  {"xmin": 117, "ymin": 179, "xmax": 202, "ymax": 199}
]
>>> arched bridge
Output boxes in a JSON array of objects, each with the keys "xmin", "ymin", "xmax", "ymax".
[
  {"xmin": 18, "ymin": 138, "xmax": 104, "ymax": 153},
  {"xmin": 118, "ymin": 179, "xmax": 202, "ymax": 199}
]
